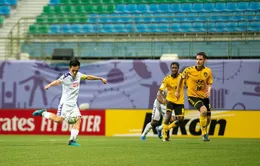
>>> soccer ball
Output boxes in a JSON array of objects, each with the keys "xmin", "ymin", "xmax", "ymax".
[{"xmin": 66, "ymin": 116, "xmax": 79, "ymax": 124}]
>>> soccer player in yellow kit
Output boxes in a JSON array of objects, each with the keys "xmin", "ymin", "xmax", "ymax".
[
  {"xmin": 159, "ymin": 62, "xmax": 185, "ymax": 141},
  {"xmin": 175, "ymin": 52, "xmax": 213, "ymax": 141}
]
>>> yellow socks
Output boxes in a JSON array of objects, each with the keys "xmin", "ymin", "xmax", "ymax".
[
  {"xmin": 168, "ymin": 121, "xmax": 177, "ymax": 129},
  {"xmin": 163, "ymin": 124, "xmax": 169, "ymax": 139},
  {"xmin": 200, "ymin": 116, "xmax": 207, "ymax": 135}
]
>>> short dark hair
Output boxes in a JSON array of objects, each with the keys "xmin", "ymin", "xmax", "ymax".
[
  {"xmin": 171, "ymin": 62, "xmax": 179, "ymax": 68},
  {"xmin": 69, "ymin": 57, "xmax": 80, "ymax": 67},
  {"xmin": 196, "ymin": 52, "xmax": 208, "ymax": 59}
]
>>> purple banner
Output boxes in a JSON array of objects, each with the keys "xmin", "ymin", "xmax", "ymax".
[{"xmin": 0, "ymin": 60, "xmax": 259, "ymax": 110}]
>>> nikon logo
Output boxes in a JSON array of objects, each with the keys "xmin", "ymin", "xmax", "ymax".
[{"xmin": 142, "ymin": 113, "xmax": 226, "ymax": 136}]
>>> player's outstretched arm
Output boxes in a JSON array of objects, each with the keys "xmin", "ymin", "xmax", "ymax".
[
  {"xmin": 45, "ymin": 80, "xmax": 61, "ymax": 90},
  {"xmin": 175, "ymin": 76, "xmax": 184, "ymax": 98},
  {"xmin": 85, "ymin": 75, "xmax": 107, "ymax": 84}
]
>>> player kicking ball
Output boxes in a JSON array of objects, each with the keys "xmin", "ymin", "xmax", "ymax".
[{"xmin": 32, "ymin": 57, "xmax": 107, "ymax": 146}]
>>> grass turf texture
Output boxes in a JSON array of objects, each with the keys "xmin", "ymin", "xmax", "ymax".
[{"xmin": 0, "ymin": 136, "xmax": 260, "ymax": 166}]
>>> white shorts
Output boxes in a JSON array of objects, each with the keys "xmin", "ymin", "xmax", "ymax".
[
  {"xmin": 152, "ymin": 99, "xmax": 175, "ymax": 121},
  {"xmin": 152, "ymin": 99, "xmax": 166, "ymax": 121},
  {"xmin": 57, "ymin": 103, "xmax": 81, "ymax": 119}
]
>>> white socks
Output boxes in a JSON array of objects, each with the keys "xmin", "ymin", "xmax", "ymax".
[
  {"xmin": 158, "ymin": 125, "xmax": 163, "ymax": 130},
  {"xmin": 141, "ymin": 122, "xmax": 152, "ymax": 136},
  {"xmin": 42, "ymin": 112, "xmax": 51, "ymax": 119},
  {"xmin": 70, "ymin": 129, "xmax": 79, "ymax": 141}
]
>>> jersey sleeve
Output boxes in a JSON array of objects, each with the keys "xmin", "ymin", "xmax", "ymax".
[
  {"xmin": 58, "ymin": 73, "xmax": 69, "ymax": 84},
  {"xmin": 80, "ymin": 73, "xmax": 88, "ymax": 80},
  {"xmin": 159, "ymin": 77, "xmax": 168, "ymax": 91},
  {"xmin": 181, "ymin": 67, "xmax": 189, "ymax": 79},
  {"xmin": 207, "ymin": 69, "xmax": 213, "ymax": 85}
]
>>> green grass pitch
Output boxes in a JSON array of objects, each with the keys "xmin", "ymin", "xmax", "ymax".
[{"xmin": 0, "ymin": 136, "xmax": 260, "ymax": 166}]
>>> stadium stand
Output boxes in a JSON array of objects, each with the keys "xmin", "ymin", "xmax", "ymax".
[
  {"xmin": 28, "ymin": 1, "xmax": 260, "ymax": 34},
  {"xmin": 1, "ymin": 0, "xmax": 259, "ymax": 59}
]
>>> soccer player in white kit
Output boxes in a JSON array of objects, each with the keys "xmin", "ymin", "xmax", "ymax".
[
  {"xmin": 32, "ymin": 57, "xmax": 107, "ymax": 146},
  {"xmin": 140, "ymin": 91, "xmax": 174, "ymax": 141}
]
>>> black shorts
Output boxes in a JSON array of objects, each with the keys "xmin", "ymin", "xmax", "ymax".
[
  {"xmin": 188, "ymin": 96, "xmax": 211, "ymax": 115},
  {"xmin": 166, "ymin": 101, "xmax": 184, "ymax": 116}
]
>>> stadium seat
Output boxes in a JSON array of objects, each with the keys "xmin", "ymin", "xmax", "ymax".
[
  {"xmin": 159, "ymin": 4, "xmax": 170, "ymax": 13},
  {"xmin": 57, "ymin": 15, "xmax": 68, "ymax": 23},
  {"xmin": 149, "ymin": 4, "xmax": 159, "ymax": 13},
  {"xmin": 120, "ymin": 13, "xmax": 133, "ymax": 22},
  {"xmin": 203, "ymin": 3, "xmax": 214, "ymax": 12},
  {"xmin": 226, "ymin": 22, "xmax": 238, "ymax": 32},
  {"xmin": 248, "ymin": 21, "xmax": 260, "ymax": 32},
  {"xmin": 99, "ymin": 24, "xmax": 113, "ymax": 33},
  {"xmin": 125, "ymin": 24, "xmax": 134, "ymax": 32},
  {"xmin": 192, "ymin": 22, "xmax": 206, "ymax": 32},
  {"xmin": 74, "ymin": 5, "xmax": 84, "ymax": 13},
  {"xmin": 249, "ymin": 2, "xmax": 260, "ymax": 11},
  {"xmin": 230, "ymin": 14, "xmax": 242, "ymax": 21},
  {"xmin": 115, "ymin": 4, "xmax": 125, "ymax": 13},
  {"xmin": 49, "ymin": 25, "xmax": 60, "ymax": 34},
  {"xmin": 78, "ymin": 14, "xmax": 88, "ymax": 22},
  {"xmin": 180, "ymin": 22, "xmax": 192, "ymax": 32},
  {"xmin": 113, "ymin": 24, "xmax": 126, "ymax": 33},
  {"xmin": 147, "ymin": 24, "xmax": 157, "ymax": 32},
  {"xmin": 103, "ymin": 0, "xmax": 113, "ymax": 4},
  {"xmin": 134, "ymin": 13, "xmax": 144, "ymax": 22},
  {"xmin": 214, "ymin": 22, "xmax": 227, "ymax": 32},
  {"xmin": 225, "ymin": 2, "xmax": 237, "ymax": 12},
  {"xmin": 170, "ymin": 4, "xmax": 181, "ymax": 12},
  {"xmin": 82, "ymin": 24, "xmax": 96, "ymax": 33},
  {"xmin": 60, "ymin": 0, "xmax": 70, "ymax": 4},
  {"xmin": 192, "ymin": 3, "xmax": 203, "ymax": 12},
  {"xmin": 214, "ymin": 3, "xmax": 225, "ymax": 12},
  {"xmin": 88, "ymin": 14, "xmax": 99, "ymax": 22},
  {"xmin": 125, "ymin": 4, "xmax": 137, "ymax": 13},
  {"xmin": 181, "ymin": 3, "xmax": 192, "ymax": 12},
  {"xmin": 136, "ymin": 4, "xmax": 148, "ymax": 13},
  {"xmin": 60, "ymin": 24, "xmax": 71, "ymax": 34},
  {"xmin": 50, "ymin": 0, "xmax": 60, "ymax": 5},
  {"xmin": 136, "ymin": 24, "xmax": 148, "ymax": 33},
  {"xmin": 71, "ymin": 24, "xmax": 82, "ymax": 33},
  {"xmin": 0, "ymin": 5, "xmax": 10, "ymax": 15},
  {"xmin": 0, "ymin": 0, "xmax": 17, "ymax": 5},
  {"xmin": 237, "ymin": 2, "xmax": 248, "ymax": 12},
  {"xmin": 0, "ymin": 15, "xmax": 3, "ymax": 24},
  {"xmin": 29, "ymin": 25, "xmax": 38, "ymax": 34},
  {"xmin": 154, "ymin": 13, "xmax": 168, "ymax": 22},
  {"xmin": 54, "ymin": 6, "xmax": 64, "ymax": 14},
  {"xmin": 157, "ymin": 23, "xmax": 169, "ymax": 32},
  {"xmin": 43, "ymin": 6, "xmax": 54, "ymax": 14},
  {"xmin": 143, "ymin": 13, "xmax": 153, "ymax": 22},
  {"xmin": 170, "ymin": 23, "xmax": 181, "ymax": 32},
  {"xmin": 99, "ymin": 14, "xmax": 112, "ymax": 22},
  {"xmin": 197, "ymin": 13, "xmax": 208, "ymax": 21},
  {"xmin": 90, "ymin": 0, "xmax": 102, "ymax": 4},
  {"xmin": 122, "ymin": 0, "xmax": 133, "ymax": 4}
]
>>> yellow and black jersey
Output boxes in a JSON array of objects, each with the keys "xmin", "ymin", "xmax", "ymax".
[
  {"xmin": 159, "ymin": 74, "xmax": 184, "ymax": 104},
  {"xmin": 182, "ymin": 66, "xmax": 213, "ymax": 99}
]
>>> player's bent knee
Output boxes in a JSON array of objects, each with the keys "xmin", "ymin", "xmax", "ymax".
[
  {"xmin": 200, "ymin": 106, "xmax": 207, "ymax": 116},
  {"xmin": 55, "ymin": 117, "xmax": 64, "ymax": 124}
]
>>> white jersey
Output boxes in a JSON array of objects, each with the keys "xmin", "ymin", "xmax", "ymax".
[{"xmin": 58, "ymin": 71, "xmax": 83, "ymax": 105}]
